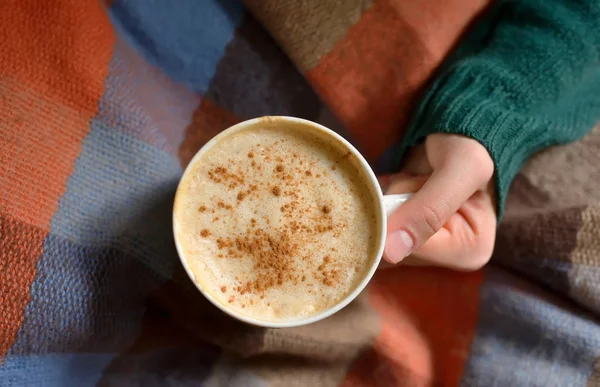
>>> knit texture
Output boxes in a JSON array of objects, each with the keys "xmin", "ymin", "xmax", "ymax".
[
  {"xmin": 401, "ymin": 0, "xmax": 600, "ymax": 217},
  {"xmin": 1, "ymin": 0, "xmax": 600, "ymax": 386}
]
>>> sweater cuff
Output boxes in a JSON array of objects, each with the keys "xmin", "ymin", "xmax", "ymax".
[{"xmin": 401, "ymin": 69, "xmax": 557, "ymax": 219}]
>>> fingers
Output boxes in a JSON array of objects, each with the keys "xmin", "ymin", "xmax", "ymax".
[
  {"xmin": 377, "ymin": 173, "xmax": 496, "ymax": 270},
  {"xmin": 383, "ymin": 137, "xmax": 494, "ymax": 265},
  {"xmin": 379, "ymin": 173, "xmax": 496, "ymax": 270},
  {"xmin": 402, "ymin": 188, "xmax": 497, "ymax": 270}
]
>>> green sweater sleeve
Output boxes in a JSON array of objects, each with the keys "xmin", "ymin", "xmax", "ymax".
[{"xmin": 399, "ymin": 0, "xmax": 600, "ymax": 218}]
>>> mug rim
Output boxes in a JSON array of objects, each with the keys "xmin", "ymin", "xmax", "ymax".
[{"xmin": 172, "ymin": 116, "xmax": 386, "ymax": 328}]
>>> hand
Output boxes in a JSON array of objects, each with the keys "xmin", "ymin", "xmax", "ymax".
[{"xmin": 379, "ymin": 134, "xmax": 497, "ymax": 271}]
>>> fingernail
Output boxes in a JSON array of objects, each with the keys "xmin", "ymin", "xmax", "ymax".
[{"xmin": 385, "ymin": 230, "xmax": 413, "ymax": 264}]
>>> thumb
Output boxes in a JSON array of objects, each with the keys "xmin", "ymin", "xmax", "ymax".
[{"xmin": 383, "ymin": 153, "xmax": 491, "ymax": 264}]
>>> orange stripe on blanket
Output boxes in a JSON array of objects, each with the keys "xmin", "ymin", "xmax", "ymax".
[
  {"xmin": 307, "ymin": 0, "xmax": 489, "ymax": 162},
  {"xmin": 342, "ymin": 267, "xmax": 483, "ymax": 386},
  {"xmin": 0, "ymin": 216, "xmax": 46, "ymax": 360},
  {"xmin": 0, "ymin": 0, "xmax": 115, "ymax": 116},
  {"xmin": 178, "ymin": 98, "xmax": 241, "ymax": 168},
  {"xmin": 0, "ymin": 0, "xmax": 115, "ymax": 359}
]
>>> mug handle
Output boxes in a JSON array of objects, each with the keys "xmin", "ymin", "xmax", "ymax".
[{"xmin": 382, "ymin": 193, "xmax": 413, "ymax": 217}]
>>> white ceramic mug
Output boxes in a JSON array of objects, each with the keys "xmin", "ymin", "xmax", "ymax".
[{"xmin": 173, "ymin": 116, "xmax": 410, "ymax": 328}]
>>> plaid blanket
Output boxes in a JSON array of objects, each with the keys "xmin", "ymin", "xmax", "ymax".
[{"xmin": 1, "ymin": 0, "xmax": 599, "ymax": 385}]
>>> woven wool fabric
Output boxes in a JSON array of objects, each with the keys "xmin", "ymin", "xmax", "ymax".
[{"xmin": 1, "ymin": 0, "xmax": 599, "ymax": 386}]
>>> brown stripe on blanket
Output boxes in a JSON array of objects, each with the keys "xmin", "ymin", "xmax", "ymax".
[
  {"xmin": 494, "ymin": 205, "xmax": 583, "ymax": 298},
  {"xmin": 520, "ymin": 124, "xmax": 600, "ymax": 208},
  {"xmin": 205, "ymin": 353, "xmax": 352, "ymax": 387},
  {"xmin": 203, "ymin": 292, "xmax": 378, "ymax": 386},
  {"xmin": 503, "ymin": 124, "xmax": 600, "ymax": 312},
  {"xmin": 503, "ymin": 174, "xmax": 551, "ymax": 216},
  {"xmin": 568, "ymin": 204, "xmax": 600, "ymax": 314},
  {"xmin": 260, "ymin": 293, "xmax": 379, "ymax": 362},
  {"xmin": 571, "ymin": 205, "xmax": 600, "ymax": 267},
  {"xmin": 243, "ymin": 0, "xmax": 373, "ymax": 71},
  {"xmin": 495, "ymin": 124, "xmax": 600, "ymax": 305},
  {"xmin": 587, "ymin": 357, "xmax": 600, "ymax": 387}
]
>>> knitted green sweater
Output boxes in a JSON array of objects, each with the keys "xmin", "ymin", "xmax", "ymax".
[{"xmin": 399, "ymin": 0, "xmax": 600, "ymax": 217}]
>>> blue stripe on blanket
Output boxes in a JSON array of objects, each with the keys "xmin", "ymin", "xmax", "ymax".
[
  {"xmin": 109, "ymin": 0, "xmax": 246, "ymax": 94},
  {"xmin": 0, "ymin": 109, "xmax": 182, "ymax": 384},
  {"xmin": 0, "ymin": 354, "xmax": 115, "ymax": 386},
  {"xmin": 461, "ymin": 267, "xmax": 600, "ymax": 386}
]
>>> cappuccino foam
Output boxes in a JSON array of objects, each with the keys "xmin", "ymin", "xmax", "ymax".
[{"xmin": 174, "ymin": 121, "xmax": 380, "ymax": 322}]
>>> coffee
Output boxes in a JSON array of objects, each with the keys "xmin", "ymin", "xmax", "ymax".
[{"xmin": 174, "ymin": 119, "xmax": 381, "ymax": 322}]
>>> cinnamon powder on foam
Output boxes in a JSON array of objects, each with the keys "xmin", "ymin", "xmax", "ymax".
[{"xmin": 176, "ymin": 127, "xmax": 379, "ymax": 320}]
